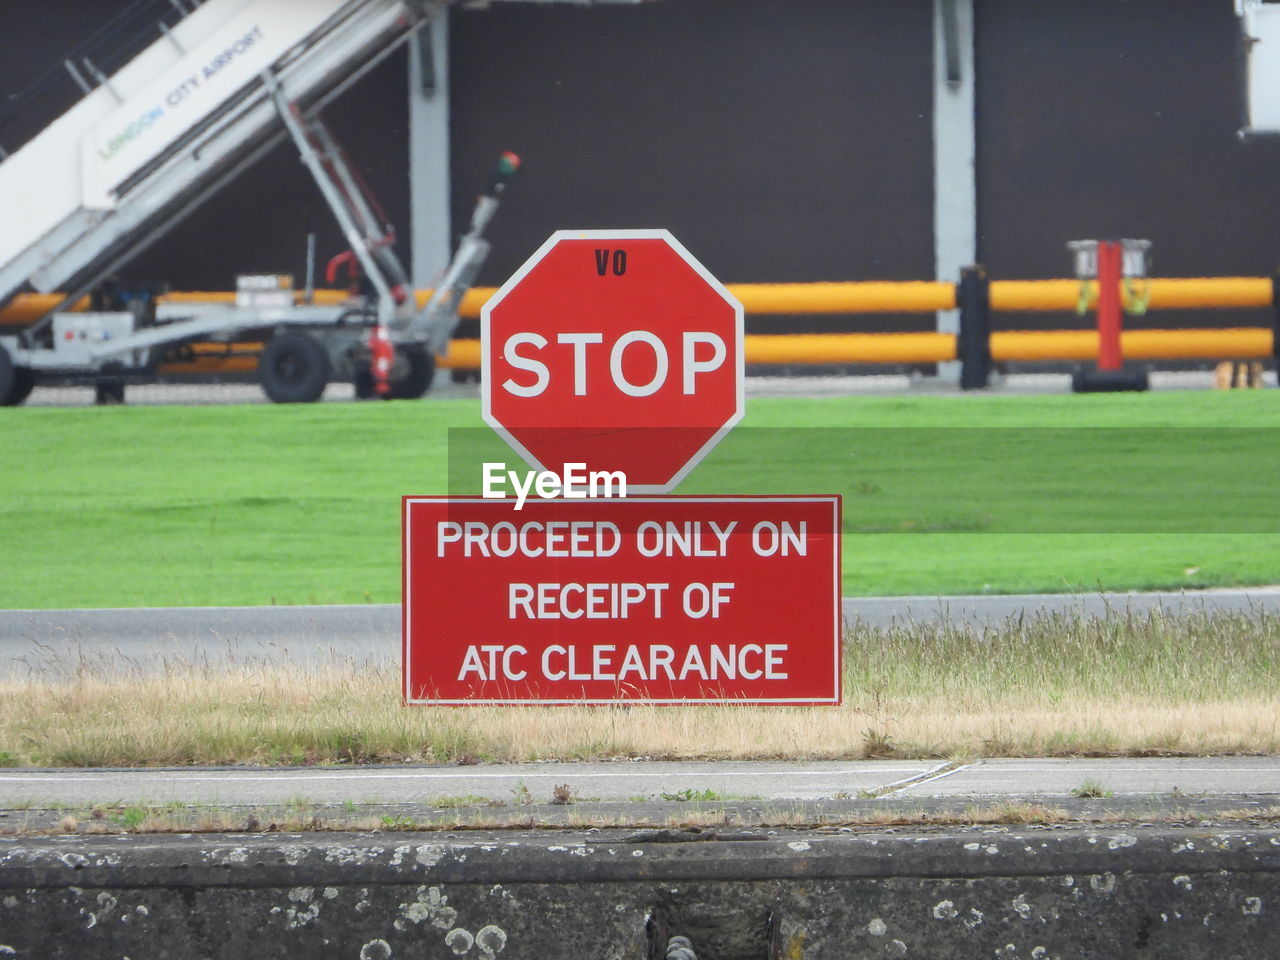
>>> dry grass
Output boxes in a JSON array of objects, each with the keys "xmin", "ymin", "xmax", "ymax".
[{"xmin": 0, "ymin": 609, "xmax": 1277, "ymax": 767}]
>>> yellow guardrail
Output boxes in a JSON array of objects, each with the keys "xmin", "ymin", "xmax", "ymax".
[
  {"xmin": 443, "ymin": 329, "xmax": 1272, "ymax": 368},
  {"xmin": 3, "ymin": 277, "xmax": 1271, "ymax": 325},
  {"xmin": 988, "ymin": 277, "xmax": 1273, "ymax": 313},
  {"xmin": 154, "ymin": 282, "xmax": 959, "ymax": 316},
  {"xmin": 990, "ymin": 328, "xmax": 1274, "ymax": 363},
  {"xmin": 436, "ymin": 334, "xmax": 960, "ymax": 367},
  {"xmin": 4, "ymin": 279, "xmax": 1275, "ymax": 372},
  {"xmin": 742, "ymin": 332, "xmax": 955, "ymax": 364},
  {"xmin": 728, "ymin": 282, "xmax": 956, "ymax": 314}
]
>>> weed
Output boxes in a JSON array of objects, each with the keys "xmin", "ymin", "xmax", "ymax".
[
  {"xmin": 116, "ymin": 807, "xmax": 146, "ymax": 829},
  {"xmin": 861, "ymin": 727, "xmax": 895, "ymax": 758},
  {"xmin": 511, "ymin": 780, "xmax": 533, "ymax": 806},
  {"xmin": 978, "ymin": 802, "xmax": 1069, "ymax": 825},
  {"xmin": 551, "ymin": 784, "xmax": 573, "ymax": 805},
  {"xmin": 660, "ymin": 788, "xmax": 723, "ymax": 802},
  {"xmin": 431, "ymin": 795, "xmax": 495, "ymax": 809},
  {"xmin": 1071, "ymin": 780, "xmax": 1114, "ymax": 799}
]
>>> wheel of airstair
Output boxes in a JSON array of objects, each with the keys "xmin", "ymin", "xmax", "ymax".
[
  {"xmin": 259, "ymin": 331, "xmax": 332, "ymax": 404},
  {"xmin": 354, "ymin": 344, "xmax": 435, "ymax": 400},
  {"xmin": 385, "ymin": 344, "xmax": 435, "ymax": 400},
  {"xmin": 0, "ymin": 343, "xmax": 33, "ymax": 407}
]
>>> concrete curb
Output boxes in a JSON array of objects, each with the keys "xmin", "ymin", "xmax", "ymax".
[
  {"xmin": 4, "ymin": 826, "xmax": 1280, "ymax": 886},
  {"xmin": 2, "ymin": 827, "xmax": 1278, "ymax": 958}
]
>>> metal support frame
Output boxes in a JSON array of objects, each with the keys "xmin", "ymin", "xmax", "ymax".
[
  {"xmin": 63, "ymin": 59, "xmax": 92, "ymax": 95},
  {"xmin": 3, "ymin": 0, "xmax": 433, "ymax": 311},
  {"xmin": 307, "ymin": 118, "xmax": 410, "ymax": 294},
  {"xmin": 0, "ymin": 0, "xmax": 510, "ymax": 405},
  {"xmin": 265, "ymin": 73, "xmax": 399, "ymax": 327},
  {"xmin": 418, "ymin": 152, "xmax": 519, "ymax": 355}
]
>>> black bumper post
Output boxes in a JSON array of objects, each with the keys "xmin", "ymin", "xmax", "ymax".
[
  {"xmin": 1271, "ymin": 271, "xmax": 1280, "ymax": 368},
  {"xmin": 958, "ymin": 265, "xmax": 991, "ymax": 390}
]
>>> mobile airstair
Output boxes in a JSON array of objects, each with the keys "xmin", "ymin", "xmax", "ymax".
[{"xmin": 0, "ymin": 0, "xmax": 515, "ymax": 403}]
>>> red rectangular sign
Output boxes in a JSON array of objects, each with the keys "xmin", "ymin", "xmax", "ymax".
[{"xmin": 403, "ymin": 495, "xmax": 842, "ymax": 705}]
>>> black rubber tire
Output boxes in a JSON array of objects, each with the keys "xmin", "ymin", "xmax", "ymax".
[
  {"xmin": 259, "ymin": 331, "xmax": 331, "ymax": 403},
  {"xmin": 3, "ymin": 367, "xmax": 34, "ymax": 406},
  {"xmin": 0, "ymin": 344, "xmax": 15, "ymax": 406},
  {"xmin": 385, "ymin": 344, "xmax": 435, "ymax": 400},
  {"xmin": 353, "ymin": 367, "xmax": 377, "ymax": 400},
  {"xmin": 94, "ymin": 380, "xmax": 126, "ymax": 405}
]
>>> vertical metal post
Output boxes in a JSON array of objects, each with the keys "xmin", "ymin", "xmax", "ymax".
[
  {"xmin": 932, "ymin": 0, "xmax": 976, "ymax": 382},
  {"xmin": 409, "ymin": 9, "xmax": 452, "ymax": 289},
  {"xmin": 958, "ymin": 265, "xmax": 990, "ymax": 390},
  {"xmin": 1096, "ymin": 241, "xmax": 1123, "ymax": 371},
  {"xmin": 304, "ymin": 231, "xmax": 317, "ymax": 305}
]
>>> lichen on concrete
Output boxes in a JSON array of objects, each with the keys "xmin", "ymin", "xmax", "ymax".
[{"xmin": 0, "ymin": 826, "xmax": 1276, "ymax": 957}]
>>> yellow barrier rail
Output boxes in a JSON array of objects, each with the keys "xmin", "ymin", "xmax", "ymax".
[
  {"xmin": 442, "ymin": 329, "xmax": 1273, "ymax": 368},
  {"xmin": 741, "ymin": 332, "xmax": 956, "ymax": 365},
  {"xmin": 151, "ymin": 327, "xmax": 1274, "ymax": 372},
  {"xmin": 4, "ymin": 280, "xmax": 1275, "ymax": 377},
  {"xmin": 436, "ymin": 333, "xmax": 959, "ymax": 369},
  {"xmin": 156, "ymin": 283, "xmax": 959, "ymax": 316},
  {"xmin": 988, "ymin": 277, "xmax": 1274, "ymax": 313},
  {"xmin": 728, "ymin": 282, "xmax": 956, "ymax": 314},
  {"xmin": 991, "ymin": 328, "xmax": 1274, "ymax": 363},
  {"xmin": 3, "ymin": 277, "xmax": 1273, "ymax": 326}
]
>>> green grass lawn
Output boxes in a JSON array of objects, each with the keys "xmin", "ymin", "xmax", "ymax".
[{"xmin": 2, "ymin": 390, "xmax": 1279, "ymax": 608}]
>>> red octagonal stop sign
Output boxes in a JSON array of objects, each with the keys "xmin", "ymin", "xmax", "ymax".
[{"xmin": 482, "ymin": 230, "xmax": 744, "ymax": 492}]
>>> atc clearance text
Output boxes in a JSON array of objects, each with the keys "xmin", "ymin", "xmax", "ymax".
[{"xmin": 436, "ymin": 516, "xmax": 809, "ymax": 684}]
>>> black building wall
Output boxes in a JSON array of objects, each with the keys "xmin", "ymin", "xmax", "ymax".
[
  {"xmin": 447, "ymin": 0, "xmax": 934, "ymax": 334},
  {"xmin": 447, "ymin": 1, "xmax": 934, "ymax": 288},
  {"xmin": 976, "ymin": 0, "xmax": 1280, "ymax": 331},
  {"xmin": 3, "ymin": 1, "xmax": 1279, "ymax": 335}
]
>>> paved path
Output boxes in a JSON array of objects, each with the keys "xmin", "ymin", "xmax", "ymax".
[
  {"xmin": 4, "ymin": 590, "xmax": 1280, "ymax": 675},
  {"xmin": 2, "ymin": 757, "xmax": 1277, "ymax": 808}
]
